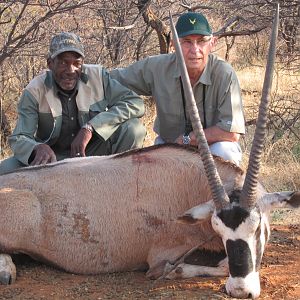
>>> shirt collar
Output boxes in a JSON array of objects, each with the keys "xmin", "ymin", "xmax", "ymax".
[
  {"xmin": 173, "ymin": 53, "xmax": 213, "ymax": 86},
  {"xmin": 198, "ymin": 56, "xmax": 212, "ymax": 86},
  {"xmin": 80, "ymin": 68, "xmax": 89, "ymax": 84}
]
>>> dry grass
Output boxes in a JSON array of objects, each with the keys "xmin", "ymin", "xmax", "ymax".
[
  {"xmin": 237, "ymin": 64, "xmax": 300, "ymax": 111},
  {"xmin": 140, "ymin": 97, "xmax": 157, "ymax": 147},
  {"xmin": 237, "ymin": 65, "xmax": 265, "ymax": 97},
  {"xmin": 237, "ymin": 64, "xmax": 300, "ymax": 191},
  {"xmin": 241, "ymin": 129, "xmax": 300, "ymax": 191},
  {"xmin": 261, "ymin": 138, "xmax": 300, "ymax": 190}
]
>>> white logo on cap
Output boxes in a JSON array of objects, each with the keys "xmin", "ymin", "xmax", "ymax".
[{"xmin": 59, "ymin": 39, "xmax": 77, "ymax": 46}]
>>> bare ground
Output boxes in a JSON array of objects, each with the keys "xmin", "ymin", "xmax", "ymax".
[{"xmin": 0, "ymin": 210, "xmax": 299, "ymax": 300}]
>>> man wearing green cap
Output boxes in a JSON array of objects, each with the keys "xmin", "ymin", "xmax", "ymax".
[
  {"xmin": 0, "ymin": 32, "xmax": 146, "ymax": 174},
  {"xmin": 110, "ymin": 12, "xmax": 245, "ymax": 165}
]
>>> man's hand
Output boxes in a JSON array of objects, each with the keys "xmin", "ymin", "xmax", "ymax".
[
  {"xmin": 175, "ymin": 132, "xmax": 195, "ymax": 145},
  {"xmin": 30, "ymin": 144, "xmax": 57, "ymax": 166},
  {"xmin": 175, "ymin": 127, "xmax": 239, "ymax": 146},
  {"xmin": 175, "ymin": 134, "xmax": 186, "ymax": 145},
  {"xmin": 70, "ymin": 128, "xmax": 92, "ymax": 157}
]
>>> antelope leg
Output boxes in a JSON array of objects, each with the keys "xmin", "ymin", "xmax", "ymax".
[
  {"xmin": 165, "ymin": 257, "xmax": 228, "ymax": 279},
  {"xmin": 0, "ymin": 254, "xmax": 16, "ymax": 285}
]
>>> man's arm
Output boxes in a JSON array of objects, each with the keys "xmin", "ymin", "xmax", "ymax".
[
  {"xmin": 30, "ymin": 144, "xmax": 57, "ymax": 165},
  {"xmin": 176, "ymin": 61, "xmax": 244, "ymax": 147},
  {"xmin": 201, "ymin": 126, "xmax": 240, "ymax": 145},
  {"xmin": 213, "ymin": 63, "xmax": 245, "ymax": 135},
  {"xmin": 8, "ymin": 90, "xmax": 57, "ymax": 165},
  {"xmin": 175, "ymin": 126, "xmax": 240, "ymax": 146},
  {"xmin": 110, "ymin": 58, "xmax": 152, "ymax": 96},
  {"xmin": 88, "ymin": 68, "xmax": 145, "ymax": 141}
]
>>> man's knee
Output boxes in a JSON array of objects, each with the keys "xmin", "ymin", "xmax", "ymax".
[
  {"xmin": 120, "ymin": 118, "xmax": 146, "ymax": 146},
  {"xmin": 127, "ymin": 118, "xmax": 146, "ymax": 137},
  {"xmin": 0, "ymin": 157, "xmax": 25, "ymax": 175},
  {"xmin": 111, "ymin": 118, "xmax": 146, "ymax": 153},
  {"xmin": 209, "ymin": 142, "xmax": 242, "ymax": 165}
]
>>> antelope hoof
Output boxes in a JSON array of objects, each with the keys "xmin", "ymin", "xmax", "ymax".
[
  {"xmin": 165, "ymin": 264, "xmax": 184, "ymax": 279},
  {"xmin": 0, "ymin": 255, "xmax": 16, "ymax": 284}
]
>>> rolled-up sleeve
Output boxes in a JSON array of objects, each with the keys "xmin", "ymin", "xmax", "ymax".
[
  {"xmin": 9, "ymin": 90, "xmax": 41, "ymax": 164},
  {"xmin": 214, "ymin": 69, "xmax": 245, "ymax": 134},
  {"xmin": 211, "ymin": 62, "xmax": 245, "ymax": 134}
]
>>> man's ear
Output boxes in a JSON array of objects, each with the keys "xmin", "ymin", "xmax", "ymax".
[
  {"xmin": 47, "ymin": 58, "xmax": 53, "ymax": 70},
  {"xmin": 210, "ymin": 36, "xmax": 218, "ymax": 48},
  {"xmin": 169, "ymin": 39, "xmax": 175, "ymax": 53}
]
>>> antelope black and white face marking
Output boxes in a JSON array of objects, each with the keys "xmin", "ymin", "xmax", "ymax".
[{"xmin": 211, "ymin": 203, "xmax": 269, "ymax": 299}]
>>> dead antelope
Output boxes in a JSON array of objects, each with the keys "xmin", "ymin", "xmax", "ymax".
[
  {"xmin": 0, "ymin": 4, "xmax": 299, "ymax": 300},
  {"xmin": 1, "ymin": 144, "xmax": 298, "ymax": 297}
]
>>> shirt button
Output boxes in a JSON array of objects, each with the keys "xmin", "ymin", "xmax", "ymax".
[
  {"xmin": 71, "ymin": 133, "xmax": 75, "ymax": 137},
  {"xmin": 68, "ymin": 98, "xmax": 71, "ymax": 101},
  {"xmin": 71, "ymin": 117, "xmax": 74, "ymax": 120}
]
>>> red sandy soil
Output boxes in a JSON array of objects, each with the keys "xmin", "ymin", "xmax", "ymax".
[{"xmin": 0, "ymin": 223, "xmax": 299, "ymax": 300}]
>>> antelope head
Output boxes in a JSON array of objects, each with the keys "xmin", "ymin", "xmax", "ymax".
[{"xmin": 170, "ymin": 4, "xmax": 300, "ymax": 299}]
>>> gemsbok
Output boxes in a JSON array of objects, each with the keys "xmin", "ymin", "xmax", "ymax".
[{"xmin": 0, "ymin": 4, "xmax": 299, "ymax": 299}]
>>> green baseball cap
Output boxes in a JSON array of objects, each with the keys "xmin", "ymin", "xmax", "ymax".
[
  {"xmin": 175, "ymin": 12, "xmax": 212, "ymax": 38},
  {"xmin": 49, "ymin": 32, "xmax": 85, "ymax": 59}
]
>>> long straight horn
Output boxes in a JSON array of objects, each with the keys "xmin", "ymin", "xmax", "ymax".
[
  {"xmin": 169, "ymin": 12, "xmax": 229, "ymax": 210},
  {"xmin": 240, "ymin": 4, "xmax": 280, "ymax": 209}
]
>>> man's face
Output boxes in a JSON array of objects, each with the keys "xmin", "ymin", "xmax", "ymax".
[
  {"xmin": 48, "ymin": 51, "xmax": 83, "ymax": 91},
  {"xmin": 179, "ymin": 35, "xmax": 213, "ymax": 73}
]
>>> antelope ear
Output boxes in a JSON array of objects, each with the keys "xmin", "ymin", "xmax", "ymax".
[
  {"xmin": 177, "ymin": 200, "xmax": 215, "ymax": 224},
  {"xmin": 262, "ymin": 191, "xmax": 300, "ymax": 210}
]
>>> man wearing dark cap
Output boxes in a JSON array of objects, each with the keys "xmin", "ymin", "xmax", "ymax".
[
  {"xmin": 0, "ymin": 32, "xmax": 146, "ymax": 174},
  {"xmin": 110, "ymin": 12, "xmax": 245, "ymax": 165}
]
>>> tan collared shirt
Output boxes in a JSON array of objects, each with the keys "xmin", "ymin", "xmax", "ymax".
[{"xmin": 110, "ymin": 53, "xmax": 245, "ymax": 142}]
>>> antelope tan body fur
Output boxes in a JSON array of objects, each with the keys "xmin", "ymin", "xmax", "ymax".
[
  {"xmin": 0, "ymin": 144, "xmax": 299, "ymax": 300},
  {"xmin": 0, "ymin": 145, "xmax": 243, "ymax": 275},
  {"xmin": 1, "ymin": 5, "xmax": 299, "ymax": 300}
]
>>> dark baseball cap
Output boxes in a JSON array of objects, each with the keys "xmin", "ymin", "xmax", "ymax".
[
  {"xmin": 49, "ymin": 32, "xmax": 84, "ymax": 59},
  {"xmin": 176, "ymin": 12, "xmax": 212, "ymax": 38}
]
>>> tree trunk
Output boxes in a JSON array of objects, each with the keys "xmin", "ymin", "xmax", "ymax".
[{"xmin": 137, "ymin": 0, "xmax": 171, "ymax": 54}]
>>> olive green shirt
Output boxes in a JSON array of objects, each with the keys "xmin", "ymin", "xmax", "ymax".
[
  {"xmin": 9, "ymin": 65, "xmax": 145, "ymax": 165},
  {"xmin": 110, "ymin": 53, "xmax": 245, "ymax": 142}
]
